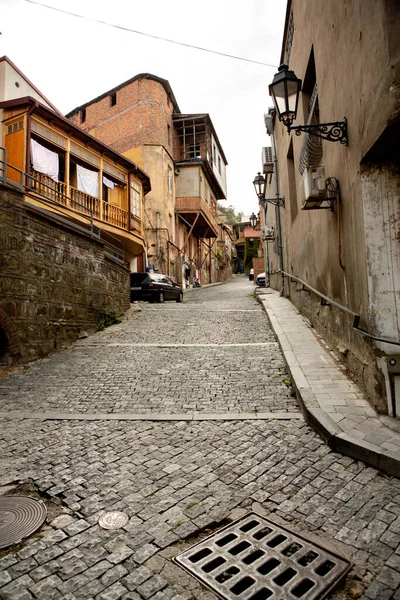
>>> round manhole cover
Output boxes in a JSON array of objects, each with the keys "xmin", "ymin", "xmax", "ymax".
[
  {"xmin": 0, "ymin": 496, "xmax": 47, "ymax": 549},
  {"xmin": 98, "ymin": 511, "xmax": 129, "ymax": 530}
]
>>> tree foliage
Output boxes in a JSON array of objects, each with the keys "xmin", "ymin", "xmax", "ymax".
[{"xmin": 217, "ymin": 203, "xmax": 243, "ymax": 226}]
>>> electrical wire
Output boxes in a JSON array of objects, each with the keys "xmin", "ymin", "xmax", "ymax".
[{"xmin": 25, "ymin": 0, "xmax": 278, "ymax": 68}]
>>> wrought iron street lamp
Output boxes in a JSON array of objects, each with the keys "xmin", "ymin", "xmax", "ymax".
[
  {"xmin": 252, "ymin": 173, "xmax": 266, "ymax": 201},
  {"xmin": 252, "ymin": 172, "xmax": 284, "ymax": 207},
  {"xmin": 269, "ymin": 64, "xmax": 348, "ymax": 145},
  {"xmin": 249, "ymin": 212, "xmax": 258, "ymax": 228}
]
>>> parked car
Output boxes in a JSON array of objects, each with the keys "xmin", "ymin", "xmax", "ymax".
[
  {"xmin": 249, "ymin": 268, "xmax": 254, "ymax": 281},
  {"xmin": 256, "ymin": 272, "xmax": 266, "ymax": 287},
  {"xmin": 130, "ymin": 272, "xmax": 183, "ymax": 303}
]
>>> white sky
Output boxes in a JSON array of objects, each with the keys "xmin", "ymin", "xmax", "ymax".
[{"xmin": 0, "ymin": 0, "xmax": 286, "ymax": 216}]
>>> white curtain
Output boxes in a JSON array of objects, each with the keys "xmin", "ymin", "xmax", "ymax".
[
  {"xmin": 103, "ymin": 175, "xmax": 115, "ymax": 190},
  {"xmin": 77, "ymin": 164, "xmax": 99, "ymax": 197},
  {"xmin": 30, "ymin": 139, "xmax": 59, "ymax": 181}
]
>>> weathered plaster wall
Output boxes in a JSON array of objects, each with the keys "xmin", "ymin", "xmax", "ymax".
[
  {"xmin": 0, "ymin": 186, "xmax": 130, "ymax": 363},
  {"xmin": 272, "ymin": 0, "xmax": 400, "ymax": 412}
]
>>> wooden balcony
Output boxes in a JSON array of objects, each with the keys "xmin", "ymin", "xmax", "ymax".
[
  {"xmin": 30, "ymin": 170, "xmax": 129, "ymax": 231},
  {"xmin": 175, "ymin": 196, "xmax": 218, "ymax": 238}
]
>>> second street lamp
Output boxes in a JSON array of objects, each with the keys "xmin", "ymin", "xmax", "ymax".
[
  {"xmin": 252, "ymin": 173, "xmax": 266, "ymax": 201},
  {"xmin": 249, "ymin": 212, "xmax": 258, "ymax": 228}
]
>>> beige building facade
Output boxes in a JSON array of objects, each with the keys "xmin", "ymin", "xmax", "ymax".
[{"xmin": 262, "ymin": 0, "xmax": 400, "ymax": 414}]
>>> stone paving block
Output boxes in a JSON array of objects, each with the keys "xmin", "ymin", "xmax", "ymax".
[
  {"xmin": 35, "ymin": 544, "xmax": 64, "ymax": 566},
  {"xmin": 136, "ymin": 574, "xmax": 168, "ymax": 599},
  {"xmin": 1, "ymin": 574, "xmax": 35, "ymax": 598},
  {"xmin": 56, "ymin": 573, "xmax": 90, "ymax": 595},
  {"xmin": 363, "ymin": 580, "xmax": 394, "ymax": 599},
  {"xmin": 107, "ymin": 545, "xmax": 134, "ymax": 565},
  {"xmin": 123, "ymin": 566, "xmax": 152, "ymax": 591},
  {"xmin": 28, "ymin": 574, "xmax": 64, "ymax": 598},
  {"xmin": 132, "ymin": 543, "xmax": 159, "ymax": 565},
  {"xmin": 100, "ymin": 564, "xmax": 129, "ymax": 588},
  {"xmin": 97, "ymin": 581, "xmax": 129, "ymax": 600},
  {"xmin": 85, "ymin": 560, "xmax": 114, "ymax": 581},
  {"xmin": 0, "ymin": 569, "xmax": 12, "ymax": 587},
  {"xmin": 17, "ymin": 540, "xmax": 47, "ymax": 561},
  {"xmin": 75, "ymin": 578, "xmax": 105, "ymax": 598},
  {"xmin": 0, "ymin": 554, "xmax": 18, "ymax": 570}
]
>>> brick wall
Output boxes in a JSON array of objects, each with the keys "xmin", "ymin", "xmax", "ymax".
[
  {"xmin": 253, "ymin": 257, "xmax": 264, "ymax": 282},
  {"xmin": 68, "ymin": 77, "xmax": 174, "ymax": 156},
  {"xmin": 0, "ymin": 186, "xmax": 130, "ymax": 364}
]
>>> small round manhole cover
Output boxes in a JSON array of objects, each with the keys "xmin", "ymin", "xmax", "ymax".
[
  {"xmin": 98, "ymin": 511, "xmax": 129, "ymax": 530},
  {"xmin": 0, "ymin": 496, "xmax": 47, "ymax": 549}
]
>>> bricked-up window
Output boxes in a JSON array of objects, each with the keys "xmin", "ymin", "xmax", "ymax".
[
  {"xmin": 168, "ymin": 167, "xmax": 173, "ymax": 195},
  {"xmin": 80, "ymin": 108, "xmax": 86, "ymax": 123},
  {"xmin": 131, "ymin": 180, "xmax": 141, "ymax": 218},
  {"xmin": 110, "ymin": 93, "xmax": 117, "ymax": 107}
]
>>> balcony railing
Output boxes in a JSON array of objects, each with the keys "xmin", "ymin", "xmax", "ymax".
[
  {"xmin": 102, "ymin": 201, "xmax": 128, "ymax": 229},
  {"xmin": 31, "ymin": 170, "xmax": 68, "ymax": 205},
  {"xmin": 70, "ymin": 187, "xmax": 100, "ymax": 218},
  {"xmin": 30, "ymin": 170, "xmax": 128, "ymax": 230},
  {"xmin": 175, "ymin": 196, "xmax": 218, "ymax": 235}
]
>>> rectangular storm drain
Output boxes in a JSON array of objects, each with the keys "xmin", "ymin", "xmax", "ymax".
[{"xmin": 173, "ymin": 513, "xmax": 351, "ymax": 600}]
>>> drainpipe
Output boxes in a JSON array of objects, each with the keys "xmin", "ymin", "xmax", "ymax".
[
  {"xmin": 265, "ymin": 111, "xmax": 285, "ymax": 295},
  {"xmin": 263, "ymin": 207, "xmax": 271, "ymax": 287}
]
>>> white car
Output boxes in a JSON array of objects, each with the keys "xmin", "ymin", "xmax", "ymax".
[{"xmin": 256, "ymin": 272, "xmax": 266, "ymax": 286}]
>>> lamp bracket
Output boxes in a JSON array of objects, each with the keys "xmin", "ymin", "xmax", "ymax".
[
  {"xmin": 289, "ymin": 118, "xmax": 348, "ymax": 145},
  {"xmin": 260, "ymin": 197, "xmax": 285, "ymax": 208}
]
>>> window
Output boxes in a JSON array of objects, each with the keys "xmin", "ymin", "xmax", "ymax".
[
  {"xmin": 31, "ymin": 121, "xmax": 66, "ymax": 148},
  {"xmin": 218, "ymin": 156, "xmax": 221, "ymax": 174},
  {"xmin": 168, "ymin": 167, "xmax": 173, "ymax": 195},
  {"xmin": 80, "ymin": 108, "xmax": 86, "ymax": 123},
  {"xmin": 110, "ymin": 93, "xmax": 117, "ymax": 107},
  {"xmin": 167, "ymin": 124, "xmax": 171, "ymax": 145},
  {"xmin": 131, "ymin": 180, "xmax": 141, "ymax": 218},
  {"xmin": 7, "ymin": 120, "xmax": 23, "ymax": 135},
  {"xmin": 189, "ymin": 144, "xmax": 201, "ymax": 159},
  {"xmin": 298, "ymin": 48, "xmax": 323, "ymax": 175},
  {"xmin": 213, "ymin": 144, "xmax": 217, "ymax": 165}
]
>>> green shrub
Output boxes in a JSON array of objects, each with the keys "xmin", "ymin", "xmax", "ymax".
[{"xmin": 97, "ymin": 307, "xmax": 122, "ymax": 330}]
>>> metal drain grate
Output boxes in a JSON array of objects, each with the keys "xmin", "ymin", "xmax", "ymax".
[
  {"xmin": 0, "ymin": 496, "xmax": 47, "ymax": 549},
  {"xmin": 174, "ymin": 513, "xmax": 351, "ymax": 600}
]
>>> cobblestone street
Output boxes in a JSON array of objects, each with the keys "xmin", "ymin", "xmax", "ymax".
[{"xmin": 1, "ymin": 276, "xmax": 400, "ymax": 599}]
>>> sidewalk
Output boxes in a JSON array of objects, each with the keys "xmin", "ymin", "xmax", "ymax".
[{"xmin": 258, "ymin": 288, "xmax": 400, "ymax": 478}]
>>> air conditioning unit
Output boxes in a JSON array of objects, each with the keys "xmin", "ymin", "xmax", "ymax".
[
  {"xmin": 300, "ymin": 166, "xmax": 327, "ymax": 209},
  {"xmin": 262, "ymin": 146, "xmax": 274, "ymax": 174},
  {"xmin": 261, "ymin": 224, "xmax": 275, "ymax": 241}
]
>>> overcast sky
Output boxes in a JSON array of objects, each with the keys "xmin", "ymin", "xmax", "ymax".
[{"xmin": 0, "ymin": 0, "xmax": 286, "ymax": 216}]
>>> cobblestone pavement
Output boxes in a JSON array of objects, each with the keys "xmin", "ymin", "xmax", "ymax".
[{"xmin": 0, "ymin": 276, "xmax": 400, "ymax": 599}]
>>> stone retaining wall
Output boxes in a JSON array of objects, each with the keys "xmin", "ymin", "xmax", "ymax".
[{"xmin": 0, "ymin": 186, "xmax": 130, "ymax": 363}]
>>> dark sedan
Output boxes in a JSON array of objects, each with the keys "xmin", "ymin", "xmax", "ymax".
[{"xmin": 130, "ymin": 272, "xmax": 183, "ymax": 303}]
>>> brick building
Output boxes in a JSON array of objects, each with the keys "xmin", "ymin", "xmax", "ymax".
[{"xmin": 66, "ymin": 74, "xmax": 229, "ymax": 286}]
